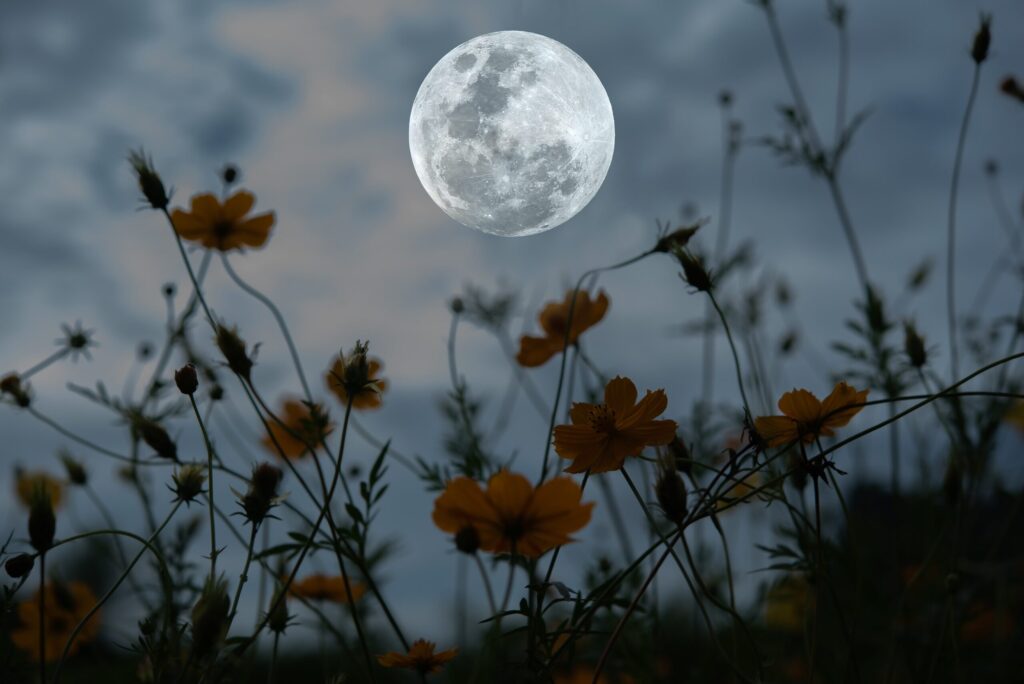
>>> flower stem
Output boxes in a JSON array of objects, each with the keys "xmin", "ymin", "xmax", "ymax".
[
  {"xmin": 190, "ymin": 394, "xmax": 218, "ymax": 578},
  {"xmin": 20, "ymin": 348, "xmax": 70, "ymax": 381},
  {"xmin": 707, "ymin": 290, "xmax": 752, "ymax": 420},
  {"xmin": 947, "ymin": 63, "xmax": 983, "ymax": 382},
  {"xmin": 38, "ymin": 551, "xmax": 46, "ymax": 684},
  {"xmin": 473, "ymin": 553, "xmax": 498, "ymax": 616},
  {"xmin": 228, "ymin": 525, "xmax": 259, "ymax": 624},
  {"xmin": 52, "ymin": 501, "xmax": 183, "ymax": 683}
]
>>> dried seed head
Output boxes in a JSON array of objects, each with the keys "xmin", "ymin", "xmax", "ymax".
[
  {"xmin": 215, "ymin": 325, "xmax": 254, "ymax": 381},
  {"xmin": 241, "ymin": 462, "xmax": 284, "ymax": 526},
  {"xmin": 128, "ymin": 148, "xmax": 170, "ymax": 211},
  {"xmin": 175, "ymin": 363, "xmax": 199, "ymax": 395},
  {"xmin": 59, "ymin": 451, "xmax": 88, "ymax": 486},
  {"xmin": 138, "ymin": 418, "xmax": 178, "ymax": 462},
  {"xmin": 655, "ymin": 222, "xmax": 703, "ymax": 253},
  {"xmin": 655, "ymin": 469, "xmax": 688, "ymax": 525},
  {"xmin": 172, "ymin": 464, "xmax": 206, "ymax": 504},
  {"xmin": 675, "ymin": 249, "xmax": 713, "ymax": 292},
  {"xmin": 191, "ymin": 577, "xmax": 230, "ymax": 660},
  {"xmin": 454, "ymin": 525, "xmax": 480, "ymax": 555},
  {"xmin": 28, "ymin": 485, "xmax": 56, "ymax": 552},
  {"xmin": 267, "ymin": 590, "xmax": 291, "ymax": 634},
  {"xmin": 903, "ymin": 321, "xmax": 927, "ymax": 368},
  {"xmin": 971, "ymin": 14, "xmax": 992, "ymax": 64}
]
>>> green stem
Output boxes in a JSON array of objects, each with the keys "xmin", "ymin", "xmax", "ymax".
[
  {"xmin": 707, "ymin": 291, "xmax": 752, "ymax": 420},
  {"xmin": 39, "ymin": 551, "xmax": 46, "ymax": 684},
  {"xmin": 52, "ymin": 501, "xmax": 183, "ymax": 683},
  {"xmin": 228, "ymin": 525, "xmax": 259, "ymax": 624},
  {"xmin": 947, "ymin": 62, "xmax": 983, "ymax": 382},
  {"xmin": 190, "ymin": 395, "xmax": 218, "ymax": 578}
]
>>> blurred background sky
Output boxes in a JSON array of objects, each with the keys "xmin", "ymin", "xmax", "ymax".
[{"xmin": 2, "ymin": 0, "xmax": 1023, "ymax": 654}]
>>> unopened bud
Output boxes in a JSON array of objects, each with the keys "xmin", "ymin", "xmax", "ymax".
[
  {"xmin": 175, "ymin": 363, "xmax": 199, "ymax": 395},
  {"xmin": 5, "ymin": 553, "xmax": 35, "ymax": 578},
  {"xmin": 656, "ymin": 470, "xmax": 688, "ymax": 524},
  {"xmin": 242, "ymin": 462, "xmax": 283, "ymax": 526},
  {"xmin": 450, "ymin": 297, "xmax": 465, "ymax": 314},
  {"xmin": 676, "ymin": 249, "xmax": 713, "ymax": 292},
  {"xmin": 221, "ymin": 164, "xmax": 239, "ymax": 185},
  {"xmin": 1, "ymin": 373, "xmax": 31, "ymax": 408},
  {"xmin": 267, "ymin": 591, "xmax": 290, "ymax": 634},
  {"xmin": 128, "ymin": 148, "xmax": 170, "ymax": 211},
  {"xmin": 667, "ymin": 435, "xmax": 692, "ymax": 475},
  {"xmin": 971, "ymin": 14, "xmax": 992, "ymax": 64},
  {"xmin": 28, "ymin": 488, "xmax": 56, "ymax": 552},
  {"xmin": 191, "ymin": 577, "xmax": 230, "ymax": 660}
]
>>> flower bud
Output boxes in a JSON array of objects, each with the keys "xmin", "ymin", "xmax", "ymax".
[
  {"xmin": 5, "ymin": 553, "xmax": 35, "ymax": 578},
  {"xmin": 128, "ymin": 148, "xmax": 170, "ymax": 211},
  {"xmin": 655, "ymin": 470, "xmax": 688, "ymax": 524},
  {"xmin": 172, "ymin": 465, "xmax": 206, "ymax": 504},
  {"xmin": 667, "ymin": 435, "xmax": 692, "ymax": 475},
  {"xmin": 655, "ymin": 223, "xmax": 702, "ymax": 254},
  {"xmin": 215, "ymin": 324, "xmax": 254, "ymax": 381},
  {"xmin": 241, "ymin": 462, "xmax": 283, "ymax": 526},
  {"xmin": 175, "ymin": 363, "xmax": 199, "ymax": 395},
  {"xmin": 59, "ymin": 451, "xmax": 88, "ymax": 486},
  {"xmin": 267, "ymin": 591, "xmax": 291, "ymax": 634},
  {"xmin": 1, "ymin": 373, "xmax": 31, "ymax": 408},
  {"xmin": 971, "ymin": 14, "xmax": 992, "ymax": 64},
  {"xmin": 28, "ymin": 486, "xmax": 56, "ymax": 552},
  {"xmin": 191, "ymin": 577, "xmax": 230, "ymax": 660},
  {"xmin": 449, "ymin": 297, "xmax": 465, "ymax": 314},
  {"xmin": 138, "ymin": 418, "xmax": 178, "ymax": 462},
  {"xmin": 675, "ymin": 249, "xmax": 713, "ymax": 292},
  {"xmin": 221, "ymin": 164, "xmax": 239, "ymax": 185},
  {"xmin": 454, "ymin": 525, "xmax": 480, "ymax": 554},
  {"xmin": 903, "ymin": 322, "xmax": 927, "ymax": 368}
]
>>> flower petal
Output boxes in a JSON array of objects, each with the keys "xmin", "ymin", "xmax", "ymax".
[
  {"xmin": 819, "ymin": 382, "xmax": 869, "ymax": 430},
  {"xmin": 603, "ymin": 376, "xmax": 638, "ymax": 415},
  {"xmin": 432, "ymin": 477, "xmax": 497, "ymax": 533},
  {"xmin": 189, "ymin": 193, "xmax": 221, "ymax": 219},
  {"xmin": 777, "ymin": 388, "xmax": 822, "ymax": 423},
  {"xmin": 553, "ymin": 424, "xmax": 605, "ymax": 459},
  {"xmin": 621, "ymin": 419, "xmax": 677, "ymax": 446},
  {"xmin": 485, "ymin": 470, "xmax": 534, "ymax": 521},
  {"xmin": 754, "ymin": 416, "xmax": 799, "ymax": 447},
  {"xmin": 223, "ymin": 190, "xmax": 255, "ymax": 221},
  {"xmin": 618, "ymin": 389, "xmax": 668, "ymax": 430},
  {"xmin": 232, "ymin": 212, "xmax": 275, "ymax": 248},
  {"xmin": 516, "ymin": 335, "xmax": 559, "ymax": 367}
]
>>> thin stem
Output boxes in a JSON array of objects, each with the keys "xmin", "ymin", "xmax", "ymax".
[
  {"xmin": 161, "ymin": 208, "xmax": 216, "ymax": 330},
  {"xmin": 947, "ymin": 63, "xmax": 982, "ymax": 381},
  {"xmin": 190, "ymin": 395, "xmax": 218, "ymax": 578},
  {"xmin": 229, "ymin": 525, "xmax": 259, "ymax": 623},
  {"xmin": 21, "ymin": 348, "xmax": 70, "ymax": 380},
  {"xmin": 707, "ymin": 291, "xmax": 752, "ymax": 419},
  {"xmin": 221, "ymin": 254, "xmax": 312, "ymax": 401},
  {"xmin": 52, "ymin": 501, "xmax": 183, "ymax": 683},
  {"xmin": 474, "ymin": 554, "xmax": 498, "ymax": 616},
  {"xmin": 39, "ymin": 551, "xmax": 46, "ymax": 684}
]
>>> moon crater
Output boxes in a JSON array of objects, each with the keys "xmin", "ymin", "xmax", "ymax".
[{"xmin": 410, "ymin": 31, "xmax": 615, "ymax": 237}]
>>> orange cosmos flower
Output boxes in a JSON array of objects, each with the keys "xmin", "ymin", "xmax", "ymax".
[
  {"xmin": 170, "ymin": 190, "xmax": 275, "ymax": 251},
  {"xmin": 553, "ymin": 376, "xmax": 677, "ymax": 474},
  {"xmin": 432, "ymin": 470, "xmax": 594, "ymax": 558},
  {"xmin": 377, "ymin": 639, "xmax": 457, "ymax": 674},
  {"xmin": 753, "ymin": 382, "xmax": 870, "ymax": 448},
  {"xmin": 325, "ymin": 348, "xmax": 388, "ymax": 410},
  {"xmin": 11, "ymin": 581, "xmax": 101, "ymax": 662},
  {"xmin": 288, "ymin": 573, "xmax": 367, "ymax": 604},
  {"xmin": 15, "ymin": 471, "xmax": 64, "ymax": 509},
  {"xmin": 261, "ymin": 398, "xmax": 333, "ymax": 460},
  {"xmin": 517, "ymin": 289, "xmax": 609, "ymax": 367}
]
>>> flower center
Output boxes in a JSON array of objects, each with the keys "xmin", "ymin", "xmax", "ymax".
[
  {"xmin": 503, "ymin": 516, "xmax": 526, "ymax": 542},
  {"xmin": 588, "ymin": 405, "xmax": 617, "ymax": 434},
  {"xmin": 213, "ymin": 220, "xmax": 233, "ymax": 243}
]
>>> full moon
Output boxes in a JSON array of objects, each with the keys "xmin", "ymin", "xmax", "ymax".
[{"xmin": 409, "ymin": 31, "xmax": 615, "ymax": 237}]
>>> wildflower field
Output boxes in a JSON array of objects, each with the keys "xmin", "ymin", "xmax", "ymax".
[{"xmin": 2, "ymin": 2, "xmax": 1024, "ymax": 683}]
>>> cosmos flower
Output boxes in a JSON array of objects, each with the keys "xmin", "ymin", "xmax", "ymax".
[
  {"xmin": 553, "ymin": 376, "xmax": 677, "ymax": 474},
  {"xmin": 11, "ymin": 581, "xmax": 101, "ymax": 662},
  {"xmin": 170, "ymin": 190, "xmax": 275, "ymax": 251},
  {"xmin": 261, "ymin": 399, "xmax": 333, "ymax": 460},
  {"xmin": 753, "ymin": 382, "xmax": 870, "ymax": 448},
  {"xmin": 432, "ymin": 470, "xmax": 594, "ymax": 558},
  {"xmin": 325, "ymin": 344, "xmax": 388, "ymax": 410},
  {"xmin": 376, "ymin": 639, "xmax": 457, "ymax": 674},
  {"xmin": 15, "ymin": 471, "xmax": 64, "ymax": 509},
  {"xmin": 288, "ymin": 573, "xmax": 367, "ymax": 604},
  {"xmin": 516, "ymin": 289, "xmax": 609, "ymax": 367}
]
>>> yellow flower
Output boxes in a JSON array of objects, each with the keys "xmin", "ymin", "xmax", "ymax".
[
  {"xmin": 517, "ymin": 289, "xmax": 609, "ymax": 367},
  {"xmin": 11, "ymin": 581, "xmax": 100, "ymax": 662},
  {"xmin": 553, "ymin": 377, "xmax": 677, "ymax": 474},
  {"xmin": 754, "ymin": 382, "xmax": 869, "ymax": 447},
  {"xmin": 170, "ymin": 190, "xmax": 275, "ymax": 251},
  {"xmin": 261, "ymin": 398, "xmax": 333, "ymax": 460},
  {"xmin": 325, "ymin": 351, "xmax": 388, "ymax": 410},
  {"xmin": 432, "ymin": 470, "xmax": 594, "ymax": 558},
  {"xmin": 288, "ymin": 573, "xmax": 367, "ymax": 604},
  {"xmin": 377, "ymin": 639, "xmax": 457, "ymax": 674},
  {"xmin": 15, "ymin": 471, "xmax": 63, "ymax": 509},
  {"xmin": 763, "ymin": 575, "xmax": 812, "ymax": 632}
]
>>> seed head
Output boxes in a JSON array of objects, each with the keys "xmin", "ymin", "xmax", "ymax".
[
  {"xmin": 191, "ymin": 577, "xmax": 230, "ymax": 660},
  {"xmin": 28, "ymin": 485, "xmax": 56, "ymax": 552},
  {"xmin": 675, "ymin": 249, "xmax": 713, "ymax": 292},
  {"xmin": 241, "ymin": 462, "xmax": 284, "ymax": 526},
  {"xmin": 655, "ymin": 468, "xmax": 688, "ymax": 525},
  {"xmin": 1, "ymin": 373, "xmax": 31, "ymax": 408},
  {"xmin": 128, "ymin": 148, "xmax": 170, "ymax": 211},
  {"xmin": 215, "ymin": 324, "xmax": 254, "ymax": 381},
  {"xmin": 59, "ymin": 450, "xmax": 88, "ymax": 486},
  {"xmin": 137, "ymin": 418, "xmax": 179, "ymax": 462},
  {"xmin": 172, "ymin": 464, "xmax": 206, "ymax": 504},
  {"xmin": 971, "ymin": 14, "xmax": 992, "ymax": 64},
  {"xmin": 903, "ymin": 321, "xmax": 927, "ymax": 368}
]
